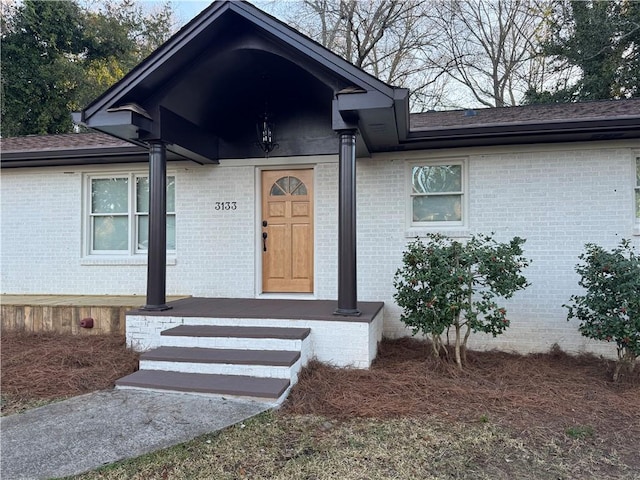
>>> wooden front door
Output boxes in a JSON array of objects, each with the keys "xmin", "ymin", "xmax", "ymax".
[{"xmin": 261, "ymin": 169, "xmax": 314, "ymax": 293}]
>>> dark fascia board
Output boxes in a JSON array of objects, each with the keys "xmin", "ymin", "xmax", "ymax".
[
  {"xmin": 396, "ymin": 117, "xmax": 640, "ymax": 152},
  {"xmin": 1, "ymin": 140, "xmax": 192, "ymax": 169},
  {"xmin": 1, "ymin": 146, "xmax": 147, "ymax": 168},
  {"xmin": 82, "ymin": 1, "xmax": 233, "ymax": 120},
  {"xmin": 82, "ymin": 1, "xmax": 400, "ymax": 122},
  {"xmin": 393, "ymin": 88, "xmax": 410, "ymax": 140}
]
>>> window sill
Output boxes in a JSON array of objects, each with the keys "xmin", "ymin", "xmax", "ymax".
[
  {"xmin": 81, "ymin": 256, "xmax": 177, "ymax": 266},
  {"xmin": 404, "ymin": 227, "xmax": 470, "ymax": 239}
]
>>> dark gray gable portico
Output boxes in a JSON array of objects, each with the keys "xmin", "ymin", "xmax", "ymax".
[{"xmin": 79, "ymin": 0, "xmax": 410, "ymax": 313}]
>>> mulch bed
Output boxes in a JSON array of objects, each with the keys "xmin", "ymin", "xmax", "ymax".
[
  {"xmin": 3, "ymin": 332, "xmax": 638, "ymax": 458},
  {"xmin": 283, "ymin": 337, "xmax": 639, "ymax": 432},
  {"xmin": 1, "ymin": 331, "xmax": 138, "ymax": 408}
]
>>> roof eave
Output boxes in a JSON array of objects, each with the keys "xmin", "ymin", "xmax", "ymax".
[
  {"xmin": 393, "ymin": 118, "xmax": 640, "ymax": 152},
  {"xmin": 0, "ymin": 144, "xmax": 191, "ymax": 169}
]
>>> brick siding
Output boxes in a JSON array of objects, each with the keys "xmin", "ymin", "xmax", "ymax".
[{"xmin": 2, "ymin": 143, "xmax": 638, "ymax": 356}]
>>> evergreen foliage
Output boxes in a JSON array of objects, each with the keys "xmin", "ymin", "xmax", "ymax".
[
  {"xmin": 526, "ymin": 0, "xmax": 640, "ymax": 103},
  {"xmin": 393, "ymin": 234, "xmax": 530, "ymax": 369},
  {"xmin": 0, "ymin": 0, "xmax": 174, "ymax": 137},
  {"xmin": 565, "ymin": 240, "xmax": 640, "ymax": 381}
]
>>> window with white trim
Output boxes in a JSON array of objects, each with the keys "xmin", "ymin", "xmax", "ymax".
[
  {"xmin": 635, "ymin": 156, "xmax": 640, "ymax": 229},
  {"xmin": 87, "ymin": 173, "xmax": 175, "ymax": 255},
  {"xmin": 409, "ymin": 159, "xmax": 466, "ymax": 227}
]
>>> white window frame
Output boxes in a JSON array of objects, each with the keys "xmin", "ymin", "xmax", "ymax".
[
  {"xmin": 406, "ymin": 158, "xmax": 468, "ymax": 231},
  {"xmin": 83, "ymin": 172, "xmax": 176, "ymax": 257},
  {"xmin": 635, "ymin": 155, "xmax": 640, "ymax": 235}
]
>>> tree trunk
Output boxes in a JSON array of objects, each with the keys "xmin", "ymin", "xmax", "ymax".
[
  {"xmin": 614, "ymin": 348, "xmax": 638, "ymax": 382},
  {"xmin": 461, "ymin": 324, "xmax": 471, "ymax": 366},
  {"xmin": 454, "ymin": 323, "xmax": 462, "ymax": 370},
  {"xmin": 431, "ymin": 334, "xmax": 441, "ymax": 358}
]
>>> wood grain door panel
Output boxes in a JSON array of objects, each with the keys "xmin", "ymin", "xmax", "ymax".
[{"xmin": 261, "ymin": 169, "xmax": 313, "ymax": 293}]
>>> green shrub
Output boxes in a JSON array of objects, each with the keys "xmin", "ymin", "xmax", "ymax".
[
  {"xmin": 393, "ymin": 233, "xmax": 530, "ymax": 370},
  {"xmin": 565, "ymin": 240, "xmax": 640, "ymax": 381}
]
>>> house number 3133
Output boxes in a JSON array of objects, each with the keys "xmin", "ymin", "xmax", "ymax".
[{"xmin": 214, "ymin": 201, "xmax": 237, "ymax": 211}]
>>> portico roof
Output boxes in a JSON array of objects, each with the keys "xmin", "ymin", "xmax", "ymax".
[{"xmin": 78, "ymin": 0, "xmax": 409, "ymax": 162}]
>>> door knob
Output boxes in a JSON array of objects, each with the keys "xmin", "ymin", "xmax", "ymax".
[{"xmin": 262, "ymin": 231, "xmax": 268, "ymax": 252}]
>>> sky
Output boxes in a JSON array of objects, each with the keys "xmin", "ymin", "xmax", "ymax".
[
  {"xmin": 171, "ymin": 0, "xmax": 211, "ymax": 24},
  {"xmin": 169, "ymin": 1, "xmax": 286, "ymax": 28}
]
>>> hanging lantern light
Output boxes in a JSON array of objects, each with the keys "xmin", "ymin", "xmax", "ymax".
[{"xmin": 256, "ymin": 103, "xmax": 278, "ymax": 157}]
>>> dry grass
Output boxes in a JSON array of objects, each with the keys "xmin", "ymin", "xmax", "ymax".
[{"xmin": 2, "ymin": 332, "xmax": 639, "ymax": 479}]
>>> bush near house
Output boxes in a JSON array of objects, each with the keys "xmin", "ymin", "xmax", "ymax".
[
  {"xmin": 565, "ymin": 240, "xmax": 640, "ymax": 381},
  {"xmin": 393, "ymin": 233, "xmax": 530, "ymax": 370}
]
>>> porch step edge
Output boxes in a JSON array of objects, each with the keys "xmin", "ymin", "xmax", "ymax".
[
  {"xmin": 161, "ymin": 325, "xmax": 311, "ymax": 340},
  {"xmin": 141, "ymin": 346, "xmax": 300, "ymax": 366},
  {"xmin": 115, "ymin": 370, "xmax": 289, "ymax": 399}
]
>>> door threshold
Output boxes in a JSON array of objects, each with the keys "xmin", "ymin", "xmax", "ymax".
[{"xmin": 257, "ymin": 293, "xmax": 317, "ymax": 300}]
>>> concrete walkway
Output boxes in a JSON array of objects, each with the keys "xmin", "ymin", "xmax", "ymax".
[{"xmin": 1, "ymin": 389, "xmax": 272, "ymax": 479}]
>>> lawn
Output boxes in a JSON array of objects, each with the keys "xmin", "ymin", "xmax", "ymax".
[{"xmin": 2, "ymin": 332, "xmax": 639, "ymax": 479}]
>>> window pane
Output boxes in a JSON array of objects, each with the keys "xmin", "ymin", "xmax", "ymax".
[
  {"xmin": 137, "ymin": 214, "xmax": 176, "ymax": 250},
  {"xmin": 137, "ymin": 215, "xmax": 148, "ymax": 250},
  {"xmin": 167, "ymin": 214, "xmax": 176, "ymax": 250},
  {"xmin": 92, "ymin": 178, "xmax": 128, "ymax": 214},
  {"xmin": 270, "ymin": 182, "xmax": 286, "ymax": 196},
  {"xmin": 413, "ymin": 195, "xmax": 462, "ymax": 222},
  {"xmin": 289, "ymin": 176, "xmax": 300, "ymax": 192},
  {"xmin": 93, "ymin": 216, "xmax": 128, "ymax": 250},
  {"xmin": 412, "ymin": 165, "xmax": 461, "ymax": 194},
  {"xmin": 290, "ymin": 177, "xmax": 307, "ymax": 195},
  {"xmin": 136, "ymin": 177, "xmax": 150, "ymax": 214},
  {"xmin": 136, "ymin": 176, "xmax": 175, "ymax": 213},
  {"xmin": 636, "ymin": 158, "xmax": 639, "ymax": 219},
  {"xmin": 167, "ymin": 176, "xmax": 176, "ymax": 212},
  {"xmin": 276, "ymin": 177, "xmax": 289, "ymax": 193}
]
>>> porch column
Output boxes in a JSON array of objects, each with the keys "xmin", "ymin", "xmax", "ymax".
[
  {"xmin": 143, "ymin": 140, "xmax": 171, "ymax": 311},
  {"xmin": 335, "ymin": 129, "xmax": 360, "ymax": 316}
]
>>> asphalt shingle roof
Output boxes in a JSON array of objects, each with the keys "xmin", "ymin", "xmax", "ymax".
[
  {"xmin": 0, "ymin": 132, "xmax": 136, "ymax": 153},
  {"xmin": 410, "ymin": 98, "xmax": 640, "ymax": 131}
]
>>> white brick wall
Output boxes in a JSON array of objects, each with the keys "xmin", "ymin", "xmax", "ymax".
[
  {"xmin": 358, "ymin": 144, "xmax": 639, "ymax": 357},
  {"xmin": 173, "ymin": 163, "xmax": 256, "ymax": 297},
  {"xmin": 2, "ymin": 143, "xmax": 638, "ymax": 357},
  {"xmin": 126, "ymin": 313, "xmax": 383, "ymax": 368}
]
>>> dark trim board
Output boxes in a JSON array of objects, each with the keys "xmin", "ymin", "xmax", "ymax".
[{"xmin": 127, "ymin": 297, "xmax": 384, "ymax": 323}]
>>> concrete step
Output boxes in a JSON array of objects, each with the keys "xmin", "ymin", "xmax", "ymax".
[
  {"xmin": 159, "ymin": 325, "xmax": 311, "ymax": 351},
  {"xmin": 141, "ymin": 346, "xmax": 300, "ymax": 365},
  {"xmin": 116, "ymin": 370, "xmax": 290, "ymax": 402},
  {"xmin": 138, "ymin": 346, "xmax": 302, "ymax": 378},
  {"xmin": 116, "ymin": 324, "xmax": 311, "ymax": 403}
]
